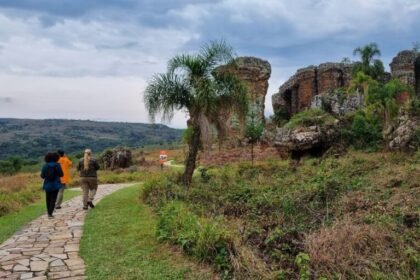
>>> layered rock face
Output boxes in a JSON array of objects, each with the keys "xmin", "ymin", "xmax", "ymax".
[
  {"xmin": 217, "ymin": 57, "xmax": 271, "ymax": 146},
  {"xmin": 272, "ymin": 63, "xmax": 352, "ymax": 116},
  {"xmin": 390, "ymin": 50, "xmax": 420, "ymax": 96},
  {"xmin": 99, "ymin": 147, "xmax": 133, "ymax": 170}
]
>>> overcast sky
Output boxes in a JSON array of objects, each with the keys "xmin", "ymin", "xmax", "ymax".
[{"xmin": 0, "ymin": 0, "xmax": 419, "ymax": 128}]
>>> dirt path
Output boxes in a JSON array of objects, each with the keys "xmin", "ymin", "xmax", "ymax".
[{"xmin": 0, "ymin": 184, "xmax": 133, "ymax": 280}]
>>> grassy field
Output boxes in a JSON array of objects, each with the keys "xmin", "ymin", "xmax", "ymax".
[
  {"xmin": 80, "ymin": 184, "xmax": 214, "ymax": 280},
  {"xmin": 0, "ymin": 189, "xmax": 81, "ymax": 243},
  {"xmin": 142, "ymin": 150, "xmax": 420, "ymax": 279}
]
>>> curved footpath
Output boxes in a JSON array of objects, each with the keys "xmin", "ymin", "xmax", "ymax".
[{"xmin": 0, "ymin": 184, "xmax": 133, "ymax": 280}]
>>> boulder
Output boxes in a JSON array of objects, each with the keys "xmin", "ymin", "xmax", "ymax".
[
  {"xmin": 386, "ymin": 113, "xmax": 419, "ymax": 152},
  {"xmin": 99, "ymin": 147, "xmax": 133, "ymax": 170},
  {"xmin": 274, "ymin": 122, "xmax": 338, "ymax": 156}
]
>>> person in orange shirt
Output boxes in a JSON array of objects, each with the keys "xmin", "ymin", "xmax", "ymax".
[{"xmin": 55, "ymin": 150, "xmax": 72, "ymax": 209}]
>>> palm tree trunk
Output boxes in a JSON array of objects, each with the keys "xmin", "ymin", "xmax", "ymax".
[{"xmin": 183, "ymin": 126, "xmax": 200, "ymax": 187}]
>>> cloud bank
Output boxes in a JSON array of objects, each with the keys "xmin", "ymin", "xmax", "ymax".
[{"xmin": 0, "ymin": 0, "xmax": 419, "ymax": 127}]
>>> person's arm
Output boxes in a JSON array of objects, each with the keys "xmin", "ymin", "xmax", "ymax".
[
  {"xmin": 94, "ymin": 160, "xmax": 100, "ymax": 171},
  {"xmin": 40, "ymin": 165, "xmax": 46, "ymax": 179}
]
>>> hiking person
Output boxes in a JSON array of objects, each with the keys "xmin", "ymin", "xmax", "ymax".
[
  {"xmin": 77, "ymin": 149, "xmax": 100, "ymax": 210},
  {"xmin": 55, "ymin": 150, "xmax": 72, "ymax": 209},
  {"xmin": 40, "ymin": 152, "xmax": 64, "ymax": 218}
]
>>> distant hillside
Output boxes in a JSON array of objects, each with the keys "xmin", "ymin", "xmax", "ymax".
[{"xmin": 0, "ymin": 118, "xmax": 183, "ymax": 160}]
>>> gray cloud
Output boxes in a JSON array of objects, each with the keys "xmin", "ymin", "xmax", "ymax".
[
  {"xmin": 0, "ymin": 97, "xmax": 13, "ymax": 103},
  {"xmin": 0, "ymin": 0, "xmax": 419, "ymax": 126}
]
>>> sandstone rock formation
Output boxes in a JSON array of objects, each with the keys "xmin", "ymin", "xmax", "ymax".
[
  {"xmin": 99, "ymin": 147, "xmax": 133, "ymax": 170},
  {"xmin": 390, "ymin": 50, "xmax": 420, "ymax": 96},
  {"xmin": 272, "ymin": 63, "xmax": 352, "ymax": 117},
  {"xmin": 216, "ymin": 56, "xmax": 271, "ymax": 146}
]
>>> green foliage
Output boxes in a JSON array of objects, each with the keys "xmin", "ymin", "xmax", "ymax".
[
  {"xmin": 156, "ymin": 201, "xmax": 233, "ymax": 275},
  {"xmin": 144, "ymin": 151, "xmax": 419, "ymax": 279},
  {"xmin": 351, "ymin": 43, "xmax": 385, "ymax": 80},
  {"xmin": 271, "ymin": 107, "xmax": 290, "ymax": 127},
  {"xmin": 285, "ymin": 109, "xmax": 336, "ymax": 129},
  {"xmin": 295, "ymin": 253, "xmax": 311, "ymax": 280},
  {"xmin": 346, "ymin": 112, "xmax": 383, "ymax": 150},
  {"xmin": 0, "ymin": 119, "xmax": 182, "ymax": 160},
  {"xmin": 408, "ymin": 98, "xmax": 420, "ymax": 116},
  {"xmin": 245, "ymin": 114, "xmax": 264, "ymax": 145},
  {"xmin": 182, "ymin": 127, "xmax": 193, "ymax": 144},
  {"xmin": 0, "ymin": 156, "xmax": 23, "ymax": 175}
]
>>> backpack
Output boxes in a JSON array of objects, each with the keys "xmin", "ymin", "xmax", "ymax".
[{"xmin": 45, "ymin": 165, "xmax": 56, "ymax": 181}]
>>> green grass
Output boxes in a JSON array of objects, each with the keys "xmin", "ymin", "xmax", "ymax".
[
  {"xmin": 0, "ymin": 189, "xmax": 81, "ymax": 243},
  {"xmin": 80, "ymin": 184, "xmax": 213, "ymax": 280}
]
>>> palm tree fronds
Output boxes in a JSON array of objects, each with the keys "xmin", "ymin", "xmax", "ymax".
[{"xmin": 144, "ymin": 73, "xmax": 192, "ymax": 122}]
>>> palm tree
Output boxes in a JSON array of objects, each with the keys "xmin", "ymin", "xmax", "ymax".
[
  {"xmin": 144, "ymin": 41, "xmax": 247, "ymax": 186},
  {"xmin": 352, "ymin": 43, "xmax": 384, "ymax": 80}
]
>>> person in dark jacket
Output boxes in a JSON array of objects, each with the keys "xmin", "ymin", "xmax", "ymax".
[
  {"xmin": 40, "ymin": 152, "xmax": 64, "ymax": 218},
  {"xmin": 77, "ymin": 149, "xmax": 100, "ymax": 210}
]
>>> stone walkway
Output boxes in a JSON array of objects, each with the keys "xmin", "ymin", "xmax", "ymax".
[{"xmin": 0, "ymin": 184, "xmax": 133, "ymax": 280}]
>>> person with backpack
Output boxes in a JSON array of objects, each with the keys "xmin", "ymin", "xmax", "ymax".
[
  {"xmin": 40, "ymin": 152, "xmax": 64, "ymax": 218},
  {"xmin": 77, "ymin": 149, "xmax": 100, "ymax": 210},
  {"xmin": 55, "ymin": 150, "xmax": 73, "ymax": 209}
]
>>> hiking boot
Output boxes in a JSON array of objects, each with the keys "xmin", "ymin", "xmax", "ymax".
[
  {"xmin": 48, "ymin": 215, "xmax": 54, "ymax": 219},
  {"xmin": 88, "ymin": 201, "xmax": 95, "ymax": 208},
  {"xmin": 55, "ymin": 206, "xmax": 62, "ymax": 209},
  {"xmin": 83, "ymin": 207, "xmax": 88, "ymax": 210}
]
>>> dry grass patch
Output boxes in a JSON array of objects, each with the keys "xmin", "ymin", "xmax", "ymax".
[{"xmin": 305, "ymin": 218, "xmax": 406, "ymax": 279}]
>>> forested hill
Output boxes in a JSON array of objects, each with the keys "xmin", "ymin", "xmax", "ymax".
[{"xmin": 0, "ymin": 118, "xmax": 183, "ymax": 160}]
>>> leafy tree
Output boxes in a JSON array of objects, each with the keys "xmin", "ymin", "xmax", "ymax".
[
  {"xmin": 348, "ymin": 71, "xmax": 375, "ymax": 94},
  {"xmin": 144, "ymin": 41, "xmax": 247, "ymax": 186},
  {"xmin": 245, "ymin": 107, "xmax": 264, "ymax": 166},
  {"xmin": 366, "ymin": 79, "xmax": 412, "ymax": 128},
  {"xmin": 352, "ymin": 43, "xmax": 384, "ymax": 80}
]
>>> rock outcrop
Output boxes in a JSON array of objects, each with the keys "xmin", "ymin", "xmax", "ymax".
[
  {"xmin": 310, "ymin": 90, "xmax": 364, "ymax": 115},
  {"xmin": 272, "ymin": 63, "xmax": 352, "ymax": 117},
  {"xmin": 99, "ymin": 147, "xmax": 133, "ymax": 170},
  {"xmin": 217, "ymin": 57, "xmax": 271, "ymax": 146},
  {"xmin": 390, "ymin": 50, "xmax": 420, "ymax": 96},
  {"xmin": 274, "ymin": 122, "xmax": 338, "ymax": 156},
  {"xmin": 386, "ymin": 113, "xmax": 419, "ymax": 152}
]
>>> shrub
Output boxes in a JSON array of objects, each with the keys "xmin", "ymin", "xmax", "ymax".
[
  {"xmin": 285, "ymin": 109, "xmax": 336, "ymax": 129},
  {"xmin": 141, "ymin": 173, "xmax": 183, "ymax": 207},
  {"xmin": 271, "ymin": 107, "xmax": 290, "ymax": 127},
  {"xmin": 349, "ymin": 112, "xmax": 383, "ymax": 150},
  {"xmin": 0, "ymin": 156, "xmax": 23, "ymax": 175},
  {"xmin": 156, "ymin": 201, "xmax": 233, "ymax": 275}
]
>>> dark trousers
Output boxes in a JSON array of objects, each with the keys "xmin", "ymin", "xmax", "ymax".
[{"xmin": 46, "ymin": 190, "xmax": 59, "ymax": 216}]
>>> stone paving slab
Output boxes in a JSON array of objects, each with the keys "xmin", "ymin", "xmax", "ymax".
[{"xmin": 0, "ymin": 184, "xmax": 133, "ymax": 280}]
